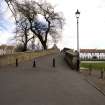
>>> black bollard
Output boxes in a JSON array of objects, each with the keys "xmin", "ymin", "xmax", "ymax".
[
  {"xmin": 53, "ymin": 58, "xmax": 55, "ymax": 67},
  {"xmin": 100, "ymin": 69, "xmax": 104, "ymax": 79},
  {"xmin": 76, "ymin": 59, "xmax": 80, "ymax": 72},
  {"xmin": 33, "ymin": 59, "xmax": 36, "ymax": 68},
  {"xmin": 16, "ymin": 58, "xmax": 18, "ymax": 67}
]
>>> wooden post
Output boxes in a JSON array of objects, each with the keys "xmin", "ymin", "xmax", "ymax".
[
  {"xmin": 100, "ymin": 69, "xmax": 104, "ymax": 79},
  {"xmin": 89, "ymin": 65, "xmax": 92, "ymax": 75}
]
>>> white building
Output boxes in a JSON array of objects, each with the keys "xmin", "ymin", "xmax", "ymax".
[
  {"xmin": 80, "ymin": 49, "xmax": 105, "ymax": 60},
  {"xmin": 0, "ymin": 45, "xmax": 15, "ymax": 56}
]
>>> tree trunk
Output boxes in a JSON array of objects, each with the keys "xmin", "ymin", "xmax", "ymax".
[
  {"xmin": 23, "ymin": 43, "xmax": 27, "ymax": 51},
  {"xmin": 42, "ymin": 41, "xmax": 47, "ymax": 50},
  {"xmin": 23, "ymin": 30, "xmax": 28, "ymax": 51},
  {"xmin": 30, "ymin": 24, "xmax": 48, "ymax": 50}
]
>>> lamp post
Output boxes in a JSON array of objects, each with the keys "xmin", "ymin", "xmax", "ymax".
[{"xmin": 75, "ymin": 9, "xmax": 80, "ymax": 71}]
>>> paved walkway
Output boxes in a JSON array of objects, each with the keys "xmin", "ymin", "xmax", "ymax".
[{"xmin": 0, "ymin": 53, "xmax": 105, "ymax": 105}]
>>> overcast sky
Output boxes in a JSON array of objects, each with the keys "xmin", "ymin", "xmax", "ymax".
[{"xmin": 0, "ymin": 0, "xmax": 105, "ymax": 50}]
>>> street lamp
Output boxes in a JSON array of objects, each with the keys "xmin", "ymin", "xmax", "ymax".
[{"xmin": 75, "ymin": 9, "xmax": 80, "ymax": 71}]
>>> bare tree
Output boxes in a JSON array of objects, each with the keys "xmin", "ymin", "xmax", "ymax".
[
  {"xmin": 5, "ymin": 0, "xmax": 65, "ymax": 50},
  {"xmin": 37, "ymin": 1, "xmax": 64, "ymax": 45},
  {"xmin": 15, "ymin": 16, "xmax": 35, "ymax": 51},
  {"xmin": 16, "ymin": 0, "xmax": 64, "ymax": 49},
  {"xmin": 4, "ymin": 0, "xmax": 17, "ymax": 21},
  {"xmin": 4, "ymin": 0, "xmax": 33, "ymax": 51}
]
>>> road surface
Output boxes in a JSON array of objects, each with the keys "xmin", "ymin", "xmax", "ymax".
[{"xmin": 0, "ymin": 53, "xmax": 105, "ymax": 105}]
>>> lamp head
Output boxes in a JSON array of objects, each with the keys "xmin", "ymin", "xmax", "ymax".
[{"xmin": 75, "ymin": 9, "xmax": 80, "ymax": 18}]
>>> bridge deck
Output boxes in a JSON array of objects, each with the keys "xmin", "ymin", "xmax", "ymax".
[{"xmin": 0, "ymin": 53, "xmax": 105, "ymax": 105}]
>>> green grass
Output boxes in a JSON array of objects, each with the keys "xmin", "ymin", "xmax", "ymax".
[{"xmin": 80, "ymin": 62, "xmax": 105, "ymax": 71}]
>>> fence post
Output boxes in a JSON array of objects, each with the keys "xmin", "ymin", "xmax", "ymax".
[
  {"xmin": 100, "ymin": 69, "xmax": 104, "ymax": 79},
  {"xmin": 89, "ymin": 64, "xmax": 92, "ymax": 75}
]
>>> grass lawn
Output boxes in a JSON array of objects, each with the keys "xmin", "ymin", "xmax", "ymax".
[{"xmin": 80, "ymin": 61, "xmax": 105, "ymax": 71}]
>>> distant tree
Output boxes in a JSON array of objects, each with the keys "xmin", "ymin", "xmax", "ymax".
[{"xmin": 15, "ymin": 43, "xmax": 25, "ymax": 52}]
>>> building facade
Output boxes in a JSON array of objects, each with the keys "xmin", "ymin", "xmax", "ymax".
[
  {"xmin": 0, "ymin": 45, "xmax": 15, "ymax": 56},
  {"xmin": 80, "ymin": 49, "xmax": 105, "ymax": 60}
]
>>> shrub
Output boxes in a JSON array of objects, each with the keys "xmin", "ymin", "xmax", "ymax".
[{"xmin": 15, "ymin": 44, "xmax": 25, "ymax": 52}]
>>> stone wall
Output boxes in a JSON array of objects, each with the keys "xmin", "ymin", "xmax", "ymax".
[
  {"xmin": 0, "ymin": 48, "xmax": 58, "ymax": 66},
  {"xmin": 64, "ymin": 50, "xmax": 78, "ymax": 70}
]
